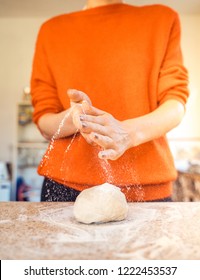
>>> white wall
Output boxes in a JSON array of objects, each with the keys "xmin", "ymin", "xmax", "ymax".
[
  {"xmin": 0, "ymin": 14, "xmax": 200, "ymax": 162},
  {"xmin": 0, "ymin": 17, "xmax": 46, "ymax": 162}
]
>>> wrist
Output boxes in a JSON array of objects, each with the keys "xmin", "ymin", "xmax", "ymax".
[
  {"xmin": 122, "ymin": 118, "xmax": 146, "ymax": 148},
  {"xmin": 123, "ymin": 116, "xmax": 150, "ymax": 148}
]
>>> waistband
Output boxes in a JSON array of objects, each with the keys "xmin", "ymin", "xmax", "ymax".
[{"xmin": 54, "ymin": 179, "xmax": 172, "ymax": 202}]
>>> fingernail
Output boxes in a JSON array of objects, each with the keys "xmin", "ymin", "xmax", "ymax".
[
  {"xmin": 82, "ymin": 122, "xmax": 87, "ymax": 128},
  {"xmin": 80, "ymin": 115, "xmax": 84, "ymax": 121}
]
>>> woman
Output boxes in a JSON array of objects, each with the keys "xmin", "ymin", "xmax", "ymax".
[{"xmin": 31, "ymin": 0, "xmax": 189, "ymax": 202}]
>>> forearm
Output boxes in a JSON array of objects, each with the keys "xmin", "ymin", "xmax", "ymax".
[
  {"xmin": 36, "ymin": 89, "xmax": 92, "ymax": 141},
  {"xmin": 123, "ymin": 100, "xmax": 185, "ymax": 147},
  {"xmin": 37, "ymin": 109, "xmax": 77, "ymax": 140}
]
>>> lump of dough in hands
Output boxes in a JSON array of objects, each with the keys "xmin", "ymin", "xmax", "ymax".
[{"xmin": 73, "ymin": 183, "xmax": 128, "ymax": 224}]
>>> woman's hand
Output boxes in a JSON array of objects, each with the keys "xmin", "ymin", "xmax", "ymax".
[
  {"xmin": 70, "ymin": 91, "xmax": 186, "ymax": 161},
  {"xmin": 74, "ymin": 103, "xmax": 133, "ymax": 160},
  {"xmin": 67, "ymin": 89, "xmax": 97, "ymax": 145},
  {"xmin": 67, "ymin": 89, "xmax": 92, "ymax": 107}
]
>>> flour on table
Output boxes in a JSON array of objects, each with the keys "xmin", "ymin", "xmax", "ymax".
[{"xmin": 73, "ymin": 183, "xmax": 128, "ymax": 224}]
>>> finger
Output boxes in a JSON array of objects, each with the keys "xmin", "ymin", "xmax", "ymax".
[
  {"xmin": 67, "ymin": 89, "xmax": 83, "ymax": 103},
  {"xmin": 80, "ymin": 121, "xmax": 108, "ymax": 135},
  {"xmin": 81, "ymin": 133, "xmax": 97, "ymax": 146},
  {"xmin": 71, "ymin": 105, "xmax": 84, "ymax": 129},
  {"xmin": 90, "ymin": 133, "xmax": 114, "ymax": 149},
  {"xmin": 73, "ymin": 113, "xmax": 82, "ymax": 129},
  {"xmin": 82, "ymin": 101, "xmax": 105, "ymax": 116},
  {"xmin": 98, "ymin": 149, "xmax": 119, "ymax": 161},
  {"xmin": 79, "ymin": 114, "xmax": 105, "ymax": 126},
  {"xmin": 67, "ymin": 89, "xmax": 91, "ymax": 105}
]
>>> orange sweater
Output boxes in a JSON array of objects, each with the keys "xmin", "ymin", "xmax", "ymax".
[{"xmin": 31, "ymin": 3, "xmax": 189, "ymax": 201}]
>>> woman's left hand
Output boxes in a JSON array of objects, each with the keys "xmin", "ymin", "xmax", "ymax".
[{"xmin": 75, "ymin": 104, "xmax": 132, "ymax": 160}]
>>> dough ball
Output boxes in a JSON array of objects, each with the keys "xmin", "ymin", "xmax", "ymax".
[{"xmin": 73, "ymin": 183, "xmax": 128, "ymax": 224}]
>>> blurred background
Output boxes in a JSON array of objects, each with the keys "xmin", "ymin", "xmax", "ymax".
[{"xmin": 0, "ymin": 0, "xmax": 200, "ymax": 202}]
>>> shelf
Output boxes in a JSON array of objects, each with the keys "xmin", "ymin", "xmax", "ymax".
[
  {"xmin": 17, "ymin": 165, "xmax": 39, "ymax": 169},
  {"xmin": 16, "ymin": 142, "xmax": 48, "ymax": 149},
  {"xmin": 18, "ymin": 101, "xmax": 32, "ymax": 106},
  {"xmin": 12, "ymin": 102, "xmax": 48, "ymax": 202}
]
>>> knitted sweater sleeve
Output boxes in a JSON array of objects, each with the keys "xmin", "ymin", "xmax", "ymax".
[
  {"xmin": 157, "ymin": 13, "xmax": 189, "ymax": 106},
  {"xmin": 30, "ymin": 24, "xmax": 63, "ymax": 124}
]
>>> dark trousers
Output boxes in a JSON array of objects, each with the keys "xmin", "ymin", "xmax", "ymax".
[
  {"xmin": 41, "ymin": 178, "xmax": 80, "ymax": 202},
  {"xmin": 41, "ymin": 178, "xmax": 172, "ymax": 202}
]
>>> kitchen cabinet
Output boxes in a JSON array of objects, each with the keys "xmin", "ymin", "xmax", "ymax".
[{"xmin": 12, "ymin": 101, "xmax": 48, "ymax": 201}]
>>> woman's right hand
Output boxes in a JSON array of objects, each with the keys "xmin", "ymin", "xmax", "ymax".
[
  {"xmin": 67, "ymin": 89, "xmax": 92, "ymax": 107},
  {"xmin": 67, "ymin": 89, "xmax": 96, "ymax": 145}
]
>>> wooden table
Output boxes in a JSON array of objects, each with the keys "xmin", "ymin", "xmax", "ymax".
[{"xmin": 0, "ymin": 202, "xmax": 200, "ymax": 260}]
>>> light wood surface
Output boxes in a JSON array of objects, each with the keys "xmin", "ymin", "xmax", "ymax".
[{"xmin": 0, "ymin": 202, "xmax": 200, "ymax": 260}]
